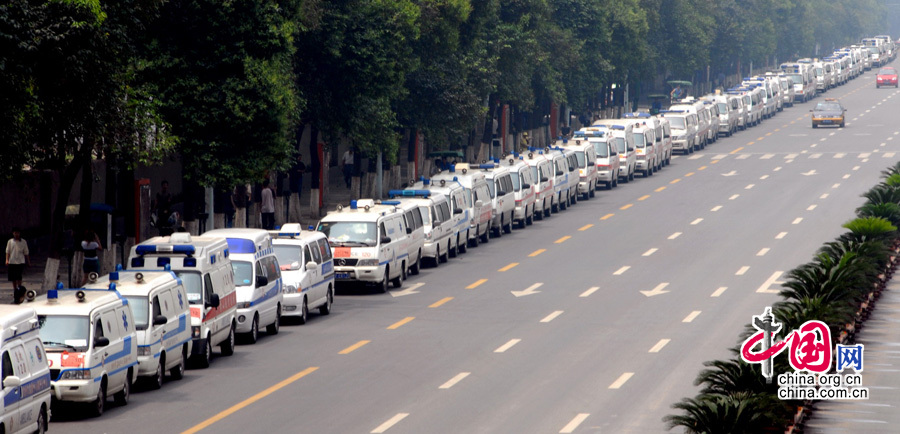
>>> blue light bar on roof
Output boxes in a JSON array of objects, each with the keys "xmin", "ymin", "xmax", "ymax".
[
  {"xmin": 134, "ymin": 244, "xmax": 196, "ymax": 256},
  {"xmin": 225, "ymin": 238, "xmax": 256, "ymax": 254},
  {"xmin": 478, "ymin": 164, "xmax": 495, "ymax": 169},
  {"xmin": 381, "ymin": 200, "xmax": 401, "ymax": 205},
  {"xmin": 390, "ymin": 189, "xmax": 430, "ymax": 198}
]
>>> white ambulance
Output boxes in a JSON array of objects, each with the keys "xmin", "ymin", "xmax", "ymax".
[
  {"xmin": 202, "ymin": 228, "xmax": 283, "ymax": 344},
  {"xmin": 432, "ymin": 167, "xmax": 493, "ymax": 246},
  {"xmin": 560, "ymin": 139, "xmax": 598, "ymax": 199},
  {"xmin": 270, "ymin": 224, "xmax": 336, "ymax": 324},
  {"xmin": 497, "ymin": 156, "xmax": 537, "ymax": 227},
  {"xmin": 0, "ymin": 305, "xmax": 51, "ymax": 434},
  {"xmin": 575, "ymin": 128, "xmax": 620, "ymax": 190},
  {"xmin": 32, "ymin": 280, "xmax": 137, "ymax": 417},
  {"xmin": 317, "ymin": 200, "xmax": 411, "ymax": 293},
  {"xmin": 521, "ymin": 151, "xmax": 554, "ymax": 219},
  {"xmin": 479, "ymin": 162, "xmax": 517, "ymax": 236},
  {"xmin": 85, "ymin": 271, "xmax": 191, "ymax": 389},
  {"xmin": 387, "ymin": 192, "xmax": 454, "ymax": 267},
  {"xmin": 402, "ymin": 177, "xmax": 471, "ymax": 257},
  {"xmin": 128, "ymin": 233, "xmax": 237, "ymax": 368}
]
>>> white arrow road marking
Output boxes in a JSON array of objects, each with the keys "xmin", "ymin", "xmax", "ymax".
[
  {"xmin": 757, "ymin": 271, "xmax": 784, "ymax": 293},
  {"xmin": 801, "ymin": 170, "xmax": 817, "ymax": 176},
  {"xmin": 641, "ymin": 282, "xmax": 670, "ymax": 297},
  {"xmin": 721, "ymin": 170, "xmax": 737, "ymax": 176},
  {"xmin": 511, "ymin": 283, "xmax": 542, "ymax": 297},
  {"xmin": 390, "ymin": 282, "xmax": 425, "ymax": 297}
]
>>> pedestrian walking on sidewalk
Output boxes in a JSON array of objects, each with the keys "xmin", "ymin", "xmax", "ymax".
[
  {"xmin": 5, "ymin": 228, "xmax": 29, "ymax": 304},
  {"xmin": 81, "ymin": 229, "xmax": 102, "ymax": 285},
  {"xmin": 260, "ymin": 179, "xmax": 276, "ymax": 230},
  {"xmin": 341, "ymin": 149, "xmax": 355, "ymax": 189}
]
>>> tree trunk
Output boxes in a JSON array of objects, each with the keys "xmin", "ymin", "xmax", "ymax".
[
  {"xmin": 44, "ymin": 151, "xmax": 89, "ymax": 291},
  {"xmin": 288, "ymin": 192, "xmax": 301, "ymax": 222},
  {"xmin": 78, "ymin": 156, "xmax": 93, "ymax": 232}
]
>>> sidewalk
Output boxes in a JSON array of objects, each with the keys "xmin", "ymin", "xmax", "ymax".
[{"xmin": 805, "ymin": 279, "xmax": 900, "ymax": 432}]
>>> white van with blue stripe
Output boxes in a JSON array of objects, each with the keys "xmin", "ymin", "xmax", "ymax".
[
  {"xmin": 203, "ymin": 229, "xmax": 283, "ymax": 344},
  {"xmin": 30, "ymin": 280, "xmax": 138, "ymax": 417},
  {"xmin": 0, "ymin": 305, "xmax": 51, "ymax": 434},
  {"xmin": 85, "ymin": 271, "xmax": 191, "ymax": 389},
  {"xmin": 271, "ymin": 224, "xmax": 336, "ymax": 324}
]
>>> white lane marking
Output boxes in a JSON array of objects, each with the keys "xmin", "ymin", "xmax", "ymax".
[
  {"xmin": 729, "ymin": 194, "xmax": 739, "ymax": 200},
  {"xmin": 757, "ymin": 271, "xmax": 784, "ymax": 293},
  {"xmin": 760, "ymin": 175, "xmax": 769, "ymax": 180},
  {"xmin": 859, "ymin": 153, "xmax": 871, "ymax": 159},
  {"xmin": 810, "ymin": 153, "xmax": 822, "ymax": 159},
  {"xmin": 736, "ymin": 154, "xmax": 751, "ymax": 160},
  {"xmin": 776, "ymin": 232, "xmax": 787, "ymax": 239},
  {"xmin": 829, "ymin": 132, "xmax": 836, "ymax": 136},
  {"xmin": 711, "ymin": 206, "xmax": 723, "ymax": 212},
  {"xmin": 372, "ymin": 414, "xmax": 409, "ymax": 433},
  {"xmin": 885, "ymin": 152, "xmax": 896, "ymax": 158},
  {"xmin": 757, "ymin": 248, "xmax": 770, "ymax": 256},
  {"xmin": 843, "ymin": 174, "xmax": 851, "ymax": 179},
  {"xmin": 613, "ymin": 266, "xmax": 630, "ymax": 275},
  {"xmin": 711, "ymin": 287, "xmax": 728, "ymax": 297},
  {"xmin": 712, "ymin": 154, "xmax": 728, "ymax": 160},
  {"xmin": 820, "ymin": 193, "xmax": 829, "ymax": 199},
  {"xmin": 810, "ymin": 143, "xmax": 817, "ymax": 148},
  {"xmin": 745, "ymin": 184, "xmax": 755, "ymax": 190},
  {"xmin": 649, "ymin": 339, "xmax": 671, "ymax": 353},
  {"xmin": 853, "ymin": 166, "xmax": 860, "ymax": 171},
  {"xmin": 785, "ymin": 159, "xmax": 794, "ymax": 164},
  {"xmin": 785, "ymin": 153, "xmax": 798, "ymax": 159},
  {"xmin": 683, "ymin": 311, "xmax": 702, "ymax": 323},
  {"xmin": 832, "ymin": 183, "xmax": 841, "ymax": 189},
  {"xmin": 834, "ymin": 153, "xmax": 846, "ymax": 158},
  {"xmin": 691, "ymin": 218, "xmax": 704, "ymax": 225},
  {"xmin": 560, "ymin": 414, "xmax": 591, "ymax": 434},
  {"xmin": 580, "ymin": 287, "xmax": 600, "ymax": 297},
  {"xmin": 494, "ymin": 339, "xmax": 521, "ymax": 353},
  {"xmin": 668, "ymin": 232, "xmax": 682, "ymax": 240},
  {"xmin": 643, "ymin": 248, "xmax": 658, "ymax": 256},
  {"xmin": 761, "ymin": 153, "xmax": 774, "ymax": 159},
  {"xmin": 792, "ymin": 218, "xmax": 803, "ymax": 224},
  {"xmin": 807, "ymin": 205, "xmax": 817, "ymax": 211},
  {"xmin": 736, "ymin": 266, "xmax": 750, "ymax": 276},
  {"xmin": 688, "ymin": 154, "xmax": 703, "ymax": 160},
  {"xmin": 773, "ymin": 166, "xmax": 782, "ymax": 172},
  {"xmin": 439, "ymin": 372, "xmax": 471, "ymax": 389},
  {"xmin": 608, "ymin": 372, "xmax": 634, "ymax": 389},
  {"xmin": 540, "ymin": 311, "xmax": 564, "ymax": 323},
  {"xmin": 862, "ymin": 158, "xmax": 869, "ymax": 163}
]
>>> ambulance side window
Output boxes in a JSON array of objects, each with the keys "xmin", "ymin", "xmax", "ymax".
[
  {"xmin": 317, "ymin": 239, "xmax": 332, "ymax": 261},
  {"xmin": 93, "ymin": 317, "xmax": 104, "ymax": 340},
  {"xmin": 413, "ymin": 209, "xmax": 423, "ymax": 228},
  {"xmin": 153, "ymin": 295, "xmax": 162, "ymax": 318},
  {"xmin": 204, "ymin": 273, "xmax": 215, "ymax": 301},
  {"xmin": 303, "ymin": 245, "xmax": 313, "ymax": 265},
  {"xmin": 255, "ymin": 262, "xmax": 264, "ymax": 283},
  {"xmin": 439, "ymin": 202, "xmax": 451, "ymax": 221},
  {"xmin": 263, "ymin": 256, "xmax": 280, "ymax": 280},
  {"xmin": 1, "ymin": 351, "xmax": 12, "ymax": 388},
  {"xmin": 308, "ymin": 243, "xmax": 322, "ymax": 264}
]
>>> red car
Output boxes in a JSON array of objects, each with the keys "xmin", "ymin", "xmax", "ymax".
[{"xmin": 877, "ymin": 67, "xmax": 898, "ymax": 88}]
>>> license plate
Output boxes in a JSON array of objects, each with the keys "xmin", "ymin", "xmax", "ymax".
[
  {"xmin": 336, "ymin": 273, "xmax": 350, "ymax": 279},
  {"xmin": 822, "ymin": 120, "xmax": 833, "ymax": 124}
]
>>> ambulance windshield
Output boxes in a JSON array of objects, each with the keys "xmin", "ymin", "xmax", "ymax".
[
  {"xmin": 176, "ymin": 271, "xmax": 203, "ymax": 304},
  {"xmin": 318, "ymin": 222, "xmax": 377, "ymax": 246},
  {"xmin": 125, "ymin": 296, "xmax": 149, "ymax": 330},
  {"xmin": 232, "ymin": 261, "xmax": 253, "ymax": 287},
  {"xmin": 38, "ymin": 315, "xmax": 90, "ymax": 350}
]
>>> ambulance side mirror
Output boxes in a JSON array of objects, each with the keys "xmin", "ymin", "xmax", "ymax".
[
  {"xmin": 380, "ymin": 236, "xmax": 392, "ymax": 244},
  {"xmin": 206, "ymin": 293, "xmax": 220, "ymax": 309},
  {"xmin": 454, "ymin": 208, "xmax": 463, "ymax": 215},
  {"xmin": 475, "ymin": 200, "xmax": 484, "ymax": 208},
  {"xmin": 540, "ymin": 177, "xmax": 549, "ymax": 183},
  {"xmin": 305, "ymin": 261, "xmax": 317, "ymax": 271},
  {"xmin": 255, "ymin": 275, "xmax": 269, "ymax": 288},
  {"xmin": 94, "ymin": 337, "xmax": 110, "ymax": 348},
  {"xmin": 3, "ymin": 376, "xmax": 21, "ymax": 389},
  {"xmin": 153, "ymin": 315, "xmax": 168, "ymax": 326},
  {"xmin": 523, "ymin": 183, "xmax": 531, "ymax": 189}
]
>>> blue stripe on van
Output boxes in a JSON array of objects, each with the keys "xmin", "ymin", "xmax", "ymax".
[{"xmin": 4, "ymin": 372, "xmax": 51, "ymax": 407}]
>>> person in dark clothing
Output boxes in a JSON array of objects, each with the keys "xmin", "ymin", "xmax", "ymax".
[
  {"xmin": 81, "ymin": 229, "xmax": 102, "ymax": 285},
  {"xmin": 290, "ymin": 154, "xmax": 306, "ymax": 198}
]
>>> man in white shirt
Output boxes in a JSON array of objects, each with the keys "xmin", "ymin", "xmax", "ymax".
[
  {"xmin": 341, "ymin": 149, "xmax": 355, "ymax": 188},
  {"xmin": 5, "ymin": 228, "xmax": 29, "ymax": 303},
  {"xmin": 260, "ymin": 179, "xmax": 276, "ymax": 229}
]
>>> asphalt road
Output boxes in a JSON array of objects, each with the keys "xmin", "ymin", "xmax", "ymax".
[{"xmin": 52, "ymin": 63, "xmax": 900, "ymax": 434}]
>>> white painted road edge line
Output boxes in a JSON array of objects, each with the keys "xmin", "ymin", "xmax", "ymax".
[
  {"xmin": 371, "ymin": 413, "xmax": 409, "ymax": 433},
  {"xmin": 540, "ymin": 311, "xmax": 564, "ymax": 323},
  {"xmin": 683, "ymin": 311, "xmax": 702, "ymax": 323},
  {"xmin": 608, "ymin": 372, "xmax": 634, "ymax": 389},
  {"xmin": 560, "ymin": 414, "xmax": 590, "ymax": 434},
  {"xmin": 711, "ymin": 287, "xmax": 728, "ymax": 297},
  {"xmin": 494, "ymin": 339, "xmax": 521, "ymax": 353},
  {"xmin": 580, "ymin": 287, "xmax": 600, "ymax": 297},
  {"xmin": 649, "ymin": 339, "xmax": 671, "ymax": 353},
  {"xmin": 613, "ymin": 266, "xmax": 630, "ymax": 275},
  {"xmin": 439, "ymin": 372, "xmax": 470, "ymax": 389}
]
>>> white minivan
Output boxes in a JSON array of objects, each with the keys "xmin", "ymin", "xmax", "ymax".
[
  {"xmin": 388, "ymin": 192, "xmax": 455, "ymax": 267},
  {"xmin": 32, "ymin": 281, "xmax": 138, "ymax": 417},
  {"xmin": 575, "ymin": 128, "xmax": 620, "ymax": 190},
  {"xmin": 433, "ymin": 166, "xmax": 493, "ymax": 246},
  {"xmin": 0, "ymin": 305, "xmax": 51, "ymax": 434},
  {"xmin": 522, "ymin": 151, "xmax": 555, "ymax": 219},
  {"xmin": 203, "ymin": 228, "xmax": 284, "ymax": 344},
  {"xmin": 480, "ymin": 163, "xmax": 517, "ymax": 236},
  {"xmin": 128, "ymin": 233, "xmax": 237, "ymax": 368},
  {"xmin": 87, "ymin": 271, "xmax": 191, "ymax": 389},
  {"xmin": 271, "ymin": 224, "xmax": 335, "ymax": 324},
  {"xmin": 498, "ymin": 156, "xmax": 538, "ymax": 227}
]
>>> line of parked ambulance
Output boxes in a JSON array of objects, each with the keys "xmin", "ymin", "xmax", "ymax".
[{"xmin": 0, "ymin": 36, "xmax": 894, "ymax": 434}]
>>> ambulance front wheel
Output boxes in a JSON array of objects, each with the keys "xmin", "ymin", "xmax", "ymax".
[
  {"xmin": 170, "ymin": 345, "xmax": 187, "ymax": 380},
  {"xmin": 220, "ymin": 324, "xmax": 236, "ymax": 356},
  {"xmin": 115, "ymin": 370, "xmax": 132, "ymax": 404},
  {"xmin": 91, "ymin": 379, "xmax": 107, "ymax": 417}
]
